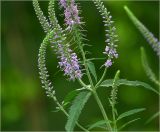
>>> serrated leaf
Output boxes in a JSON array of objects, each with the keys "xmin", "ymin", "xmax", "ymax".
[
  {"xmin": 87, "ymin": 60, "xmax": 97, "ymax": 81},
  {"xmin": 87, "ymin": 120, "xmax": 111, "ymax": 130},
  {"xmin": 145, "ymin": 111, "xmax": 160, "ymax": 124},
  {"xmin": 117, "ymin": 108, "xmax": 145, "ymax": 121},
  {"xmin": 141, "ymin": 47, "xmax": 160, "ymax": 86},
  {"xmin": 65, "ymin": 91, "xmax": 91, "ymax": 132},
  {"xmin": 100, "ymin": 79, "xmax": 159, "ymax": 95},
  {"xmin": 118, "ymin": 118, "xmax": 140, "ymax": 130}
]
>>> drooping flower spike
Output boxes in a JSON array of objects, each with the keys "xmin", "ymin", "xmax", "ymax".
[
  {"xmin": 93, "ymin": 0, "xmax": 118, "ymax": 67},
  {"xmin": 124, "ymin": 6, "xmax": 160, "ymax": 56},
  {"xmin": 55, "ymin": 42, "xmax": 82, "ymax": 80},
  {"xmin": 49, "ymin": 21, "xmax": 82, "ymax": 81}
]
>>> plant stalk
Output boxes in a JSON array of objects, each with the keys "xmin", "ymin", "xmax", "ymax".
[
  {"xmin": 111, "ymin": 104, "xmax": 117, "ymax": 131},
  {"xmin": 92, "ymin": 90, "xmax": 112, "ymax": 131},
  {"xmin": 95, "ymin": 68, "xmax": 107, "ymax": 88}
]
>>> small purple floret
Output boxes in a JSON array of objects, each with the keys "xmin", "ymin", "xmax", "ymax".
[{"xmin": 104, "ymin": 59, "xmax": 112, "ymax": 67}]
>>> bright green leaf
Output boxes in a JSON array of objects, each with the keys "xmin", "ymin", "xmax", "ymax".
[
  {"xmin": 87, "ymin": 120, "xmax": 111, "ymax": 130},
  {"xmin": 117, "ymin": 108, "xmax": 145, "ymax": 121},
  {"xmin": 65, "ymin": 91, "xmax": 91, "ymax": 132},
  {"xmin": 87, "ymin": 60, "xmax": 97, "ymax": 81},
  {"xmin": 63, "ymin": 90, "xmax": 79, "ymax": 106}
]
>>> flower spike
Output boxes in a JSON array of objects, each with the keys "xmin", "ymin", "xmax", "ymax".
[{"xmin": 93, "ymin": 0, "xmax": 119, "ymax": 67}]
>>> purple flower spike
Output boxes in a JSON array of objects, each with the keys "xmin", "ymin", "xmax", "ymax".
[
  {"xmin": 52, "ymin": 33, "xmax": 82, "ymax": 80},
  {"xmin": 93, "ymin": 0, "xmax": 119, "ymax": 68},
  {"xmin": 59, "ymin": 0, "xmax": 80, "ymax": 29}
]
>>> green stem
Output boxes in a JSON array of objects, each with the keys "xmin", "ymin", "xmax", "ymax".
[
  {"xmin": 111, "ymin": 104, "xmax": 117, "ymax": 131},
  {"xmin": 92, "ymin": 90, "xmax": 112, "ymax": 131},
  {"xmin": 95, "ymin": 68, "xmax": 107, "ymax": 88},
  {"xmin": 77, "ymin": 79, "xmax": 112, "ymax": 131},
  {"xmin": 78, "ymin": 79, "xmax": 87, "ymax": 88}
]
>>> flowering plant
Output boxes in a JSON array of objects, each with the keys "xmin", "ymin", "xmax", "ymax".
[{"xmin": 33, "ymin": 0, "xmax": 159, "ymax": 131}]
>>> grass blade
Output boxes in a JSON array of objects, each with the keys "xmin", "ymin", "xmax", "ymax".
[
  {"xmin": 118, "ymin": 118, "xmax": 140, "ymax": 130},
  {"xmin": 117, "ymin": 108, "xmax": 145, "ymax": 121}
]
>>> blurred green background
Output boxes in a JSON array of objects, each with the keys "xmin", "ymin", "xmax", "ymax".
[{"xmin": 1, "ymin": 0, "xmax": 159, "ymax": 131}]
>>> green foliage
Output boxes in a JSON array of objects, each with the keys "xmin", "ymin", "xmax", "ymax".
[
  {"xmin": 124, "ymin": 6, "xmax": 160, "ymax": 56},
  {"xmin": 87, "ymin": 120, "xmax": 111, "ymax": 130},
  {"xmin": 145, "ymin": 111, "xmax": 160, "ymax": 124},
  {"xmin": 86, "ymin": 60, "xmax": 97, "ymax": 82},
  {"xmin": 87, "ymin": 58, "xmax": 105, "ymax": 61},
  {"xmin": 117, "ymin": 108, "xmax": 145, "ymax": 121},
  {"xmin": 100, "ymin": 79, "xmax": 159, "ymax": 94},
  {"xmin": 33, "ymin": 0, "xmax": 51, "ymax": 33},
  {"xmin": 62, "ymin": 90, "xmax": 79, "ymax": 107},
  {"xmin": 118, "ymin": 118, "xmax": 140, "ymax": 130},
  {"xmin": 65, "ymin": 91, "xmax": 91, "ymax": 132},
  {"xmin": 141, "ymin": 47, "xmax": 160, "ymax": 86}
]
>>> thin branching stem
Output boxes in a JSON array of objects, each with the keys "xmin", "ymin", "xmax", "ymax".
[{"xmin": 95, "ymin": 68, "xmax": 107, "ymax": 89}]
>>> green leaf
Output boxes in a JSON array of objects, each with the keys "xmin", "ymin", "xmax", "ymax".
[
  {"xmin": 141, "ymin": 47, "xmax": 160, "ymax": 86},
  {"xmin": 87, "ymin": 120, "xmax": 111, "ymax": 130},
  {"xmin": 100, "ymin": 79, "xmax": 159, "ymax": 95},
  {"xmin": 87, "ymin": 58, "xmax": 105, "ymax": 61},
  {"xmin": 117, "ymin": 108, "xmax": 145, "ymax": 121},
  {"xmin": 145, "ymin": 111, "xmax": 160, "ymax": 124},
  {"xmin": 87, "ymin": 60, "xmax": 97, "ymax": 81},
  {"xmin": 118, "ymin": 118, "xmax": 140, "ymax": 130},
  {"xmin": 100, "ymin": 79, "xmax": 113, "ymax": 87},
  {"xmin": 63, "ymin": 90, "xmax": 79, "ymax": 106},
  {"xmin": 65, "ymin": 91, "xmax": 91, "ymax": 132}
]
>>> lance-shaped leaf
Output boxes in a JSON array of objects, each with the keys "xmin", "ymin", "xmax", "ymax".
[
  {"xmin": 87, "ymin": 120, "xmax": 111, "ymax": 130},
  {"xmin": 87, "ymin": 60, "xmax": 97, "ymax": 82},
  {"xmin": 100, "ymin": 79, "xmax": 159, "ymax": 95},
  {"xmin": 65, "ymin": 91, "xmax": 91, "ymax": 132},
  {"xmin": 118, "ymin": 118, "xmax": 140, "ymax": 130},
  {"xmin": 117, "ymin": 108, "xmax": 145, "ymax": 121}
]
